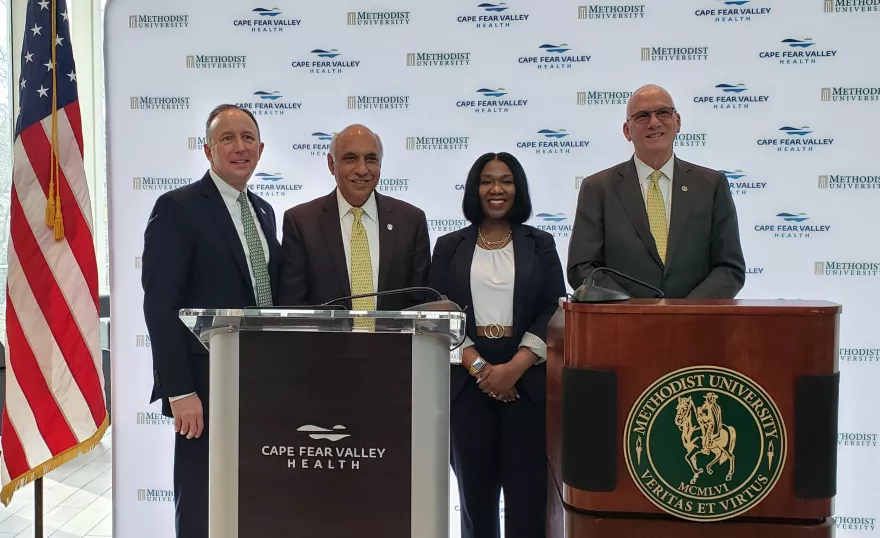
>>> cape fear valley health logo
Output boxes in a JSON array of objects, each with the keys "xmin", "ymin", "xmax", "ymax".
[
  {"xmin": 578, "ymin": 4, "xmax": 646, "ymax": 19},
  {"xmin": 533, "ymin": 212, "xmax": 572, "ymax": 237},
  {"xmin": 292, "ymin": 49, "xmax": 360, "ymax": 74},
  {"xmin": 641, "ymin": 46, "xmax": 709, "ymax": 61},
  {"xmin": 136, "ymin": 411, "xmax": 174, "ymax": 427},
  {"xmin": 722, "ymin": 170, "xmax": 766, "ymax": 196},
  {"xmin": 261, "ymin": 424, "xmax": 387, "ymax": 471},
  {"xmin": 233, "ymin": 7, "xmax": 301, "ymax": 32},
  {"xmin": 458, "ymin": 88, "xmax": 528, "ymax": 114},
  {"xmin": 347, "ymin": 11, "xmax": 411, "ymax": 26},
  {"xmin": 133, "ymin": 176, "xmax": 193, "ymax": 192},
  {"xmin": 292, "ymin": 132, "xmax": 333, "ymax": 157},
  {"xmin": 137, "ymin": 489, "xmax": 174, "ymax": 502},
  {"xmin": 814, "ymin": 261, "xmax": 880, "ymax": 277},
  {"xmin": 836, "ymin": 517, "xmax": 878, "ymax": 533},
  {"xmin": 347, "ymin": 95, "xmax": 411, "ymax": 110},
  {"xmin": 818, "ymin": 173, "xmax": 880, "ymax": 190},
  {"xmin": 458, "ymin": 3, "xmax": 531, "ymax": 28},
  {"xmin": 406, "ymin": 51, "xmax": 472, "ymax": 67},
  {"xmin": 128, "ymin": 14, "xmax": 189, "ymax": 29},
  {"xmin": 759, "ymin": 38, "xmax": 838, "ymax": 65},
  {"xmin": 821, "ymin": 86, "xmax": 880, "ymax": 103},
  {"xmin": 186, "ymin": 54, "xmax": 247, "ymax": 69},
  {"xmin": 694, "ymin": 0, "xmax": 772, "ymax": 23},
  {"xmin": 518, "ymin": 43, "xmax": 591, "ymax": 70},
  {"xmin": 754, "ymin": 212, "xmax": 831, "ymax": 239},
  {"xmin": 406, "ymin": 136, "xmax": 470, "ymax": 151},
  {"xmin": 674, "ymin": 133, "xmax": 708, "ymax": 147},
  {"xmin": 825, "ymin": 0, "xmax": 880, "ymax": 13},
  {"xmin": 236, "ymin": 91, "xmax": 302, "ymax": 116},
  {"xmin": 840, "ymin": 348, "xmax": 880, "ymax": 364},
  {"xmin": 757, "ymin": 125, "xmax": 834, "ymax": 152},
  {"xmin": 247, "ymin": 172, "xmax": 303, "ymax": 197},
  {"xmin": 516, "ymin": 129, "xmax": 590, "ymax": 155},
  {"xmin": 130, "ymin": 96, "xmax": 190, "ymax": 111},
  {"xmin": 694, "ymin": 83, "xmax": 770, "ymax": 110}
]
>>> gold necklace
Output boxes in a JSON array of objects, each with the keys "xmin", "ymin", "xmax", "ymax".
[{"xmin": 478, "ymin": 227, "xmax": 511, "ymax": 249}]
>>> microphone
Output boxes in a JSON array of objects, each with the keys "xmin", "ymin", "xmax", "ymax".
[
  {"xmin": 570, "ymin": 266, "xmax": 665, "ymax": 303},
  {"xmin": 320, "ymin": 287, "xmax": 447, "ymax": 308}
]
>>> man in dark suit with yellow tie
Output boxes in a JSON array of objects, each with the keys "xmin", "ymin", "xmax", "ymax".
[
  {"xmin": 142, "ymin": 105, "xmax": 282, "ymax": 538},
  {"xmin": 278, "ymin": 124, "xmax": 430, "ymax": 311},
  {"xmin": 567, "ymin": 84, "xmax": 746, "ymax": 298}
]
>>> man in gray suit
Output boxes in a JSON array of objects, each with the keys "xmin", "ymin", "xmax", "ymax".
[{"xmin": 567, "ymin": 84, "xmax": 745, "ymax": 298}]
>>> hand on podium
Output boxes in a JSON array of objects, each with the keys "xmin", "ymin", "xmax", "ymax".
[{"xmin": 170, "ymin": 393, "xmax": 204, "ymax": 439}]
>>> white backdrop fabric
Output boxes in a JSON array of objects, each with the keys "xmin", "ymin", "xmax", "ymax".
[{"xmin": 104, "ymin": 0, "xmax": 880, "ymax": 536}]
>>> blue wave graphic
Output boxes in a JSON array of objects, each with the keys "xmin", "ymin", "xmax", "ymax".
[
  {"xmin": 539, "ymin": 43, "xmax": 570, "ymax": 54},
  {"xmin": 255, "ymin": 172, "xmax": 283, "ymax": 181},
  {"xmin": 477, "ymin": 88, "xmax": 507, "ymax": 97},
  {"xmin": 776, "ymin": 212, "xmax": 809, "ymax": 222},
  {"xmin": 312, "ymin": 132, "xmax": 334, "ymax": 140},
  {"xmin": 782, "ymin": 38, "xmax": 815, "ymax": 48},
  {"xmin": 779, "ymin": 126, "xmax": 812, "ymax": 136},
  {"xmin": 312, "ymin": 48, "xmax": 341, "ymax": 58},
  {"xmin": 716, "ymin": 83, "xmax": 748, "ymax": 93},
  {"xmin": 720, "ymin": 170, "xmax": 746, "ymax": 180},
  {"xmin": 253, "ymin": 7, "xmax": 281, "ymax": 16},
  {"xmin": 536, "ymin": 212, "xmax": 567, "ymax": 222},
  {"xmin": 478, "ymin": 2, "xmax": 509, "ymax": 11},
  {"xmin": 254, "ymin": 90, "xmax": 282, "ymax": 100},
  {"xmin": 538, "ymin": 129, "xmax": 569, "ymax": 138}
]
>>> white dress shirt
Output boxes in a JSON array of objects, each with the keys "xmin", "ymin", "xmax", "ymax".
[
  {"xmin": 337, "ymin": 189, "xmax": 380, "ymax": 293},
  {"xmin": 170, "ymin": 170, "xmax": 269, "ymax": 402},
  {"xmin": 461, "ymin": 242, "xmax": 547, "ymax": 364},
  {"xmin": 633, "ymin": 154, "xmax": 674, "ymax": 226}
]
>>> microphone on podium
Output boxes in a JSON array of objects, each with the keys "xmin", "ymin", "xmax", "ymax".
[{"xmin": 570, "ymin": 266, "xmax": 665, "ymax": 303}]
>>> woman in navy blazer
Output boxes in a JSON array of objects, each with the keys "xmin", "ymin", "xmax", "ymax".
[{"xmin": 429, "ymin": 152, "xmax": 566, "ymax": 538}]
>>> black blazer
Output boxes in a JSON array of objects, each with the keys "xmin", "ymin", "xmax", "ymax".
[
  {"xmin": 567, "ymin": 156, "xmax": 746, "ymax": 299},
  {"xmin": 428, "ymin": 223, "xmax": 566, "ymax": 403},
  {"xmin": 142, "ymin": 171, "xmax": 282, "ymax": 417},
  {"xmin": 277, "ymin": 190, "xmax": 431, "ymax": 310}
]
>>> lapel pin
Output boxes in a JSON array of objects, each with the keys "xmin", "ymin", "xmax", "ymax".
[
  {"xmin": 681, "ymin": 185, "xmax": 688, "ymax": 192},
  {"xmin": 387, "ymin": 224, "xmax": 393, "ymax": 231}
]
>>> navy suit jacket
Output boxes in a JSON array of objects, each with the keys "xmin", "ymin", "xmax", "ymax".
[
  {"xmin": 142, "ymin": 171, "xmax": 282, "ymax": 417},
  {"xmin": 428, "ymin": 223, "xmax": 566, "ymax": 403}
]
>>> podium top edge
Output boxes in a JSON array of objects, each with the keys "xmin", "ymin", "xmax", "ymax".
[
  {"xmin": 562, "ymin": 299, "xmax": 842, "ymax": 315},
  {"xmin": 178, "ymin": 308, "xmax": 466, "ymax": 319}
]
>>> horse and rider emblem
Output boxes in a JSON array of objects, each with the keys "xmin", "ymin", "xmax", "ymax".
[{"xmin": 624, "ymin": 366, "xmax": 786, "ymax": 522}]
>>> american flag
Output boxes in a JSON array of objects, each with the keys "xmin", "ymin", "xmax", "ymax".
[{"xmin": 0, "ymin": 0, "xmax": 107, "ymax": 505}]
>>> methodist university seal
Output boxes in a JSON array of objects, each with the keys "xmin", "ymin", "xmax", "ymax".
[{"xmin": 623, "ymin": 365, "xmax": 786, "ymax": 522}]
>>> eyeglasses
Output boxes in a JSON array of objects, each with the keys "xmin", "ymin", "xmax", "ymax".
[{"xmin": 628, "ymin": 107, "xmax": 676, "ymax": 125}]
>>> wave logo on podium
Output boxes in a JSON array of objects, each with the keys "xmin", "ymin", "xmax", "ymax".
[
  {"xmin": 516, "ymin": 129, "xmax": 590, "ymax": 155},
  {"xmin": 456, "ymin": 88, "xmax": 529, "ymax": 114},
  {"xmin": 518, "ymin": 43, "xmax": 592, "ymax": 70},
  {"xmin": 721, "ymin": 170, "xmax": 766, "ymax": 196},
  {"xmin": 624, "ymin": 365, "xmax": 786, "ymax": 522},
  {"xmin": 693, "ymin": 83, "xmax": 770, "ymax": 110},
  {"xmin": 457, "ymin": 2, "xmax": 531, "ymax": 28},
  {"xmin": 754, "ymin": 213, "xmax": 830, "ymax": 240},
  {"xmin": 758, "ymin": 38, "xmax": 838, "ymax": 65},
  {"xmin": 694, "ymin": 0, "xmax": 772, "ymax": 23},
  {"xmin": 757, "ymin": 125, "xmax": 834, "ymax": 152},
  {"xmin": 533, "ymin": 213, "xmax": 571, "ymax": 237},
  {"xmin": 291, "ymin": 49, "xmax": 361, "ymax": 74},
  {"xmin": 577, "ymin": 4, "xmax": 646, "ymax": 20},
  {"xmin": 233, "ymin": 8, "xmax": 302, "ymax": 33},
  {"xmin": 292, "ymin": 132, "xmax": 334, "ymax": 157},
  {"xmin": 298, "ymin": 424, "xmax": 351, "ymax": 442}
]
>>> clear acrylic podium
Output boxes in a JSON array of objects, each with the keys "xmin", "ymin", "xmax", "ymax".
[{"xmin": 180, "ymin": 306, "xmax": 466, "ymax": 538}]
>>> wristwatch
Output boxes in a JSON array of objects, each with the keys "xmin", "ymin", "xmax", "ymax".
[{"xmin": 468, "ymin": 357, "xmax": 487, "ymax": 377}]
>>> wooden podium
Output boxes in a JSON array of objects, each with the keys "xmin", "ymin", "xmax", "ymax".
[{"xmin": 547, "ymin": 299, "xmax": 841, "ymax": 538}]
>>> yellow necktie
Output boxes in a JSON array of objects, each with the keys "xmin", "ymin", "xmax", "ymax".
[
  {"xmin": 349, "ymin": 207, "xmax": 375, "ymax": 329},
  {"xmin": 647, "ymin": 170, "xmax": 668, "ymax": 263}
]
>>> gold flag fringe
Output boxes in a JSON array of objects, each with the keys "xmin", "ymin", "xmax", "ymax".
[{"xmin": 0, "ymin": 415, "xmax": 109, "ymax": 506}]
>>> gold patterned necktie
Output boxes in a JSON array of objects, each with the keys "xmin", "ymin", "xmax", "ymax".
[
  {"xmin": 349, "ymin": 207, "xmax": 375, "ymax": 329},
  {"xmin": 646, "ymin": 170, "xmax": 668, "ymax": 263},
  {"xmin": 236, "ymin": 191, "xmax": 273, "ymax": 306}
]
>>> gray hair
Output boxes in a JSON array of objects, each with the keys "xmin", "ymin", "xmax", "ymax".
[{"xmin": 328, "ymin": 127, "xmax": 384, "ymax": 162}]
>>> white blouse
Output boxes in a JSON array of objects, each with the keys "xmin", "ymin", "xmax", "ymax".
[{"xmin": 462, "ymin": 241, "xmax": 547, "ymax": 363}]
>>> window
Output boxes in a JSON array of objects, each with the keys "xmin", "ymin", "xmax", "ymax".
[{"xmin": 0, "ymin": 0, "xmax": 13, "ymax": 340}]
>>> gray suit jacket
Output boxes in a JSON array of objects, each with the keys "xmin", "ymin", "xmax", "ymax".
[{"xmin": 566, "ymin": 157, "xmax": 745, "ymax": 299}]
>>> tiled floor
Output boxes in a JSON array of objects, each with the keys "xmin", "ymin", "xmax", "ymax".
[{"xmin": 0, "ymin": 427, "xmax": 113, "ymax": 537}]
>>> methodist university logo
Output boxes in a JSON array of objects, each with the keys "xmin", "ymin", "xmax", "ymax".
[{"xmin": 624, "ymin": 366, "xmax": 786, "ymax": 522}]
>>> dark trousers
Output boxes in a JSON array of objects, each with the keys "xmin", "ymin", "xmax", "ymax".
[
  {"xmin": 173, "ymin": 407, "xmax": 208, "ymax": 538},
  {"xmin": 450, "ymin": 338, "xmax": 547, "ymax": 538}
]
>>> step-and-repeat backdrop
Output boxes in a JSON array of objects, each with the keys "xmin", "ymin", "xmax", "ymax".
[{"xmin": 104, "ymin": 0, "xmax": 879, "ymax": 536}]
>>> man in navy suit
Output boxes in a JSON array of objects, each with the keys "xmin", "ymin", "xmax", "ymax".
[{"xmin": 142, "ymin": 104, "xmax": 282, "ymax": 538}]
